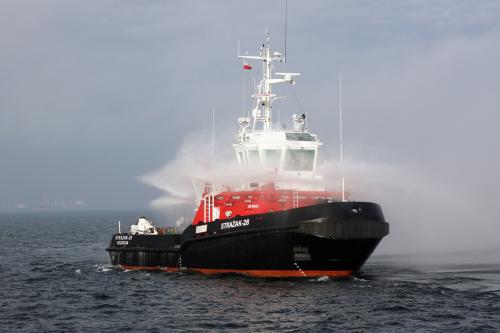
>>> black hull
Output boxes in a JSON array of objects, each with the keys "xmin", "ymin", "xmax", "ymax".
[{"xmin": 107, "ymin": 202, "xmax": 389, "ymax": 277}]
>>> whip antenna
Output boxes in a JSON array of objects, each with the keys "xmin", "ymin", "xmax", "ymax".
[
  {"xmin": 284, "ymin": 0, "xmax": 288, "ymax": 62},
  {"xmin": 339, "ymin": 73, "xmax": 345, "ymax": 202},
  {"xmin": 212, "ymin": 108, "xmax": 215, "ymax": 168}
]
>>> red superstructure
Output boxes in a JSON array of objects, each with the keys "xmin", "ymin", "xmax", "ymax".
[{"xmin": 192, "ymin": 183, "xmax": 344, "ymax": 225}]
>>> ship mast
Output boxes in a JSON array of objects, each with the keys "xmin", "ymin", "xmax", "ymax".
[
  {"xmin": 238, "ymin": 32, "xmax": 298, "ymax": 133},
  {"xmin": 263, "ymin": 32, "xmax": 272, "ymax": 131}
]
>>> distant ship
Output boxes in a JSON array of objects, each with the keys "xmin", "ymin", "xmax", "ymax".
[{"xmin": 106, "ymin": 33, "xmax": 389, "ymax": 277}]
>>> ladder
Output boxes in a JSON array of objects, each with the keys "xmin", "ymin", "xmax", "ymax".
[{"xmin": 203, "ymin": 193, "xmax": 214, "ymax": 222}]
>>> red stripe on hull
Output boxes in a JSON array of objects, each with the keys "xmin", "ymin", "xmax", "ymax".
[
  {"xmin": 120, "ymin": 265, "xmax": 180, "ymax": 272},
  {"xmin": 119, "ymin": 265, "xmax": 352, "ymax": 277},
  {"xmin": 189, "ymin": 268, "xmax": 353, "ymax": 278}
]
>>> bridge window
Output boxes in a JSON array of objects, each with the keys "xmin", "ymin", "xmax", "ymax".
[
  {"xmin": 284, "ymin": 149, "xmax": 315, "ymax": 171},
  {"xmin": 237, "ymin": 152, "xmax": 244, "ymax": 165},
  {"xmin": 285, "ymin": 133, "xmax": 314, "ymax": 141},
  {"xmin": 247, "ymin": 150, "xmax": 260, "ymax": 167},
  {"xmin": 263, "ymin": 149, "xmax": 281, "ymax": 169}
]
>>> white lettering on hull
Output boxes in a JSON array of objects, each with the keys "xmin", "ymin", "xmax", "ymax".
[
  {"xmin": 196, "ymin": 224, "xmax": 208, "ymax": 234},
  {"xmin": 115, "ymin": 235, "xmax": 132, "ymax": 245},
  {"xmin": 220, "ymin": 218, "xmax": 250, "ymax": 230}
]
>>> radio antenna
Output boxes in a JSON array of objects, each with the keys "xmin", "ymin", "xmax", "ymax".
[
  {"xmin": 284, "ymin": 0, "xmax": 288, "ymax": 62},
  {"xmin": 212, "ymin": 108, "xmax": 215, "ymax": 168},
  {"xmin": 339, "ymin": 73, "xmax": 345, "ymax": 202}
]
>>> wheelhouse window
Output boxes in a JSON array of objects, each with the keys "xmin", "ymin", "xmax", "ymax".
[
  {"xmin": 263, "ymin": 149, "xmax": 281, "ymax": 169},
  {"xmin": 284, "ymin": 149, "xmax": 315, "ymax": 171},
  {"xmin": 237, "ymin": 152, "xmax": 244, "ymax": 165},
  {"xmin": 247, "ymin": 150, "xmax": 260, "ymax": 167},
  {"xmin": 285, "ymin": 133, "xmax": 315, "ymax": 141}
]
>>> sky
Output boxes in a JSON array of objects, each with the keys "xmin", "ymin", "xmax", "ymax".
[{"xmin": 1, "ymin": 1, "xmax": 499, "ymax": 253}]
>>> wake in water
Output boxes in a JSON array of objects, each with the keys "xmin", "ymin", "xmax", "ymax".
[{"xmin": 95, "ymin": 264, "xmax": 114, "ymax": 273}]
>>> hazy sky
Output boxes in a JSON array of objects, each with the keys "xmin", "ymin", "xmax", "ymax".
[{"xmin": 1, "ymin": 1, "xmax": 499, "ymax": 251}]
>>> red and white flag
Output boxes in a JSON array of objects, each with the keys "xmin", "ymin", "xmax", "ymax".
[{"xmin": 243, "ymin": 62, "xmax": 252, "ymax": 70}]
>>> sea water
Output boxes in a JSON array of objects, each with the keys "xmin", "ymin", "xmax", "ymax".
[{"xmin": 1, "ymin": 211, "xmax": 499, "ymax": 332}]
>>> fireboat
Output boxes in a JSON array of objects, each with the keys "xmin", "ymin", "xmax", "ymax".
[{"xmin": 106, "ymin": 33, "xmax": 389, "ymax": 277}]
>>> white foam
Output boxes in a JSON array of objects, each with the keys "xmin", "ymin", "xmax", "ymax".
[{"xmin": 96, "ymin": 264, "xmax": 112, "ymax": 273}]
